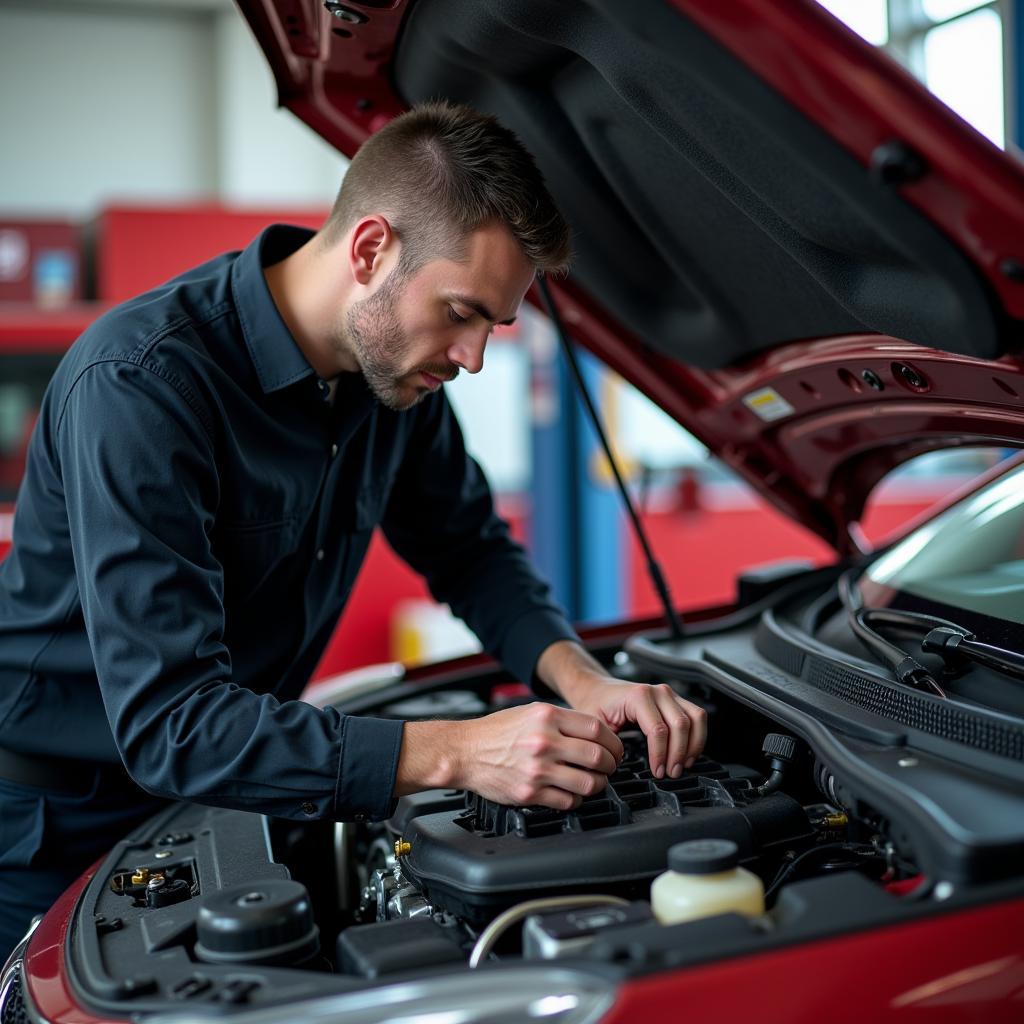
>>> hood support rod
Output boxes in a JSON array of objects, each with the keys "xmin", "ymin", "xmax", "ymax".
[{"xmin": 537, "ymin": 277, "xmax": 685, "ymax": 641}]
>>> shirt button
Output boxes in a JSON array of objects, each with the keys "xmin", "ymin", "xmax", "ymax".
[
  {"xmin": 317, "ymin": 379, "xmax": 328, "ymax": 392},
  {"xmin": 316, "ymin": 549, "xmax": 325, "ymax": 562},
  {"xmin": 330, "ymin": 443, "xmax": 338, "ymax": 458},
  {"xmin": 301, "ymin": 802, "xmax": 317, "ymax": 816}
]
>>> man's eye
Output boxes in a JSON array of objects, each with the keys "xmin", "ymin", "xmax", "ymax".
[{"xmin": 448, "ymin": 306, "xmax": 468, "ymax": 324}]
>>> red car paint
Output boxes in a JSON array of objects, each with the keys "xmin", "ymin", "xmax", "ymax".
[
  {"xmin": 599, "ymin": 896, "xmax": 1024, "ymax": 1024},
  {"xmin": 21, "ymin": 869, "xmax": 96, "ymax": 1024},
  {"xmin": 21, "ymin": 867, "xmax": 1024, "ymax": 1023}
]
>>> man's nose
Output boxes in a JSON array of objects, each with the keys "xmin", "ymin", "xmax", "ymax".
[{"xmin": 447, "ymin": 329, "xmax": 488, "ymax": 375}]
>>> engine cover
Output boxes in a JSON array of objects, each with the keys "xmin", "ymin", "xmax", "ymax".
[{"xmin": 392, "ymin": 746, "xmax": 813, "ymax": 925}]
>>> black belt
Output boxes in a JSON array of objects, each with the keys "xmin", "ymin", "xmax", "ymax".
[{"xmin": 0, "ymin": 746, "xmax": 118, "ymax": 796}]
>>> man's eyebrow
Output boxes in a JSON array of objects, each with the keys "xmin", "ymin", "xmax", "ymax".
[{"xmin": 449, "ymin": 293, "xmax": 517, "ymax": 326}]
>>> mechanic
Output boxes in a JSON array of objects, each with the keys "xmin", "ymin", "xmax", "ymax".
[{"xmin": 0, "ymin": 102, "xmax": 706, "ymax": 956}]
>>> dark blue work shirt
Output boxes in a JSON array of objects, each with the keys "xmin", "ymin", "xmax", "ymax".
[{"xmin": 0, "ymin": 225, "xmax": 577, "ymax": 822}]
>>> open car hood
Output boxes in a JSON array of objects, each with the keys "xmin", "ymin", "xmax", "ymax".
[{"xmin": 236, "ymin": 0, "xmax": 1024, "ymax": 553}]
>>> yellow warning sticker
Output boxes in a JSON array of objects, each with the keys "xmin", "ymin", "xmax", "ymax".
[{"xmin": 742, "ymin": 387, "xmax": 795, "ymax": 422}]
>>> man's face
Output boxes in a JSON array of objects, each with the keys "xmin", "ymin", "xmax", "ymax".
[{"xmin": 342, "ymin": 221, "xmax": 536, "ymax": 411}]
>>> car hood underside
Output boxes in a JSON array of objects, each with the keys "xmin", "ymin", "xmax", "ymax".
[{"xmin": 238, "ymin": 0, "xmax": 1024, "ymax": 550}]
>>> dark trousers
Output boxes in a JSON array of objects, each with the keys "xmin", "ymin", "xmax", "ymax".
[{"xmin": 0, "ymin": 767, "xmax": 166, "ymax": 963}]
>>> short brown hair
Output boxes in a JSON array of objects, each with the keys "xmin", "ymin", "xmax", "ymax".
[{"xmin": 321, "ymin": 101, "xmax": 571, "ymax": 275}]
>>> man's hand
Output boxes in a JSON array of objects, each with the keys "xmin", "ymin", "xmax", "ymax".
[
  {"xmin": 393, "ymin": 641, "xmax": 706, "ymax": 810},
  {"xmin": 537, "ymin": 640, "xmax": 707, "ymax": 780},
  {"xmin": 396, "ymin": 703, "xmax": 624, "ymax": 810}
]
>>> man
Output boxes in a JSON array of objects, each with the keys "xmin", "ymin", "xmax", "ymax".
[{"xmin": 0, "ymin": 102, "xmax": 706, "ymax": 955}]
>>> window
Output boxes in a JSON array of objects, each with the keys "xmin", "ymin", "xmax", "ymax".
[
  {"xmin": 816, "ymin": 0, "xmax": 1007, "ymax": 147},
  {"xmin": 860, "ymin": 447, "xmax": 1012, "ymax": 544}
]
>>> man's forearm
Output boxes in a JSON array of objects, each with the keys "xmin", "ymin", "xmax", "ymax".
[
  {"xmin": 536, "ymin": 639, "xmax": 606, "ymax": 706},
  {"xmin": 394, "ymin": 720, "xmax": 463, "ymax": 795}
]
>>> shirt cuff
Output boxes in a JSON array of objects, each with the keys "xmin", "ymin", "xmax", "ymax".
[
  {"xmin": 334, "ymin": 715, "xmax": 405, "ymax": 822},
  {"xmin": 497, "ymin": 608, "xmax": 580, "ymax": 699}
]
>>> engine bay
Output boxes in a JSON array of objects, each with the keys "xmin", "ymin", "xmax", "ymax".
[
  {"xmin": 383, "ymin": 742, "xmax": 812, "ymax": 926},
  {"xmin": 62, "ymin": 568, "xmax": 1024, "ymax": 1017}
]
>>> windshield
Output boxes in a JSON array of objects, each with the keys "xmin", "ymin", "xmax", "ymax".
[{"xmin": 866, "ymin": 458, "xmax": 1024, "ymax": 623}]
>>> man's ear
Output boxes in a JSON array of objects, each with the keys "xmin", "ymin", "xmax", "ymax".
[{"xmin": 348, "ymin": 215, "xmax": 395, "ymax": 286}]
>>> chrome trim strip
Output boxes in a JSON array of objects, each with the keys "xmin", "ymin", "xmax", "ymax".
[{"xmin": 0, "ymin": 914, "xmax": 43, "ymax": 1022}]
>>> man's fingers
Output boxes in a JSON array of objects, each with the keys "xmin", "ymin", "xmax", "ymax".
[
  {"xmin": 555, "ymin": 707, "xmax": 624, "ymax": 760},
  {"xmin": 649, "ymin": 688, "xmax": 709, "ymax": 776},
  {"xmin": 555, "ymin": 736, "xmax": 619, "ymax": 776},
  {"xmin": 530, "ymin": 786, "xmax": 583, "ymax": 812},
  {"xmin": 681, "ymin": 697, "xmax": 708, "ymax": 768},
  {"xmin": 542, "ymin": 764, "xmax": 609, "ymax": 801},
  {"xmin": 626, "ymin": 685, "xmax": 710, "ymax": 779},
  {"xmin": 653, "ymin": 685, "xmax": 691, "ymax": 778},
  {"xmin": 629, "ymin": 691, "xmax": 670, "ymax": 778}
]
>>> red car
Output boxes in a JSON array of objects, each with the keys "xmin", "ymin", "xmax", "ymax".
[{"xmin": 6, "ymin": 1, "xmax": 1024, "ymax": 1021}]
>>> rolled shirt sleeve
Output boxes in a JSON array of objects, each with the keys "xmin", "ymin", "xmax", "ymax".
[
  {"xmin": 381, "ymin": 392, "xmax": 579, "ymax": 688},
  {"xmin": 57, "ymin": 357, "xmax": 401, "ymax": 821}
]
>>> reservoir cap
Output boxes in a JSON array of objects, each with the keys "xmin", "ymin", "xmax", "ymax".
[
  {"xmin": 667, "ymin": 839, "xmax": 740, "ymax": 875},
  {"xmin": 195, "ymin": 879, "xmax": 319, "ymax": 966}
]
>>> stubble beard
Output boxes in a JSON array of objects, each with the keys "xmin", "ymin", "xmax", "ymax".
[
  {"xmin": 342, "ymin": 270, "xmax": 460, "ymax": 411},
  {"xmin": 343, "ymin": 271, "xmax": 417, "ymax": 411}
]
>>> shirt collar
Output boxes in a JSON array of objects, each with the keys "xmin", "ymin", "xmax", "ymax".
[{"xmin": 231, "ymin": 224, "xmax": 319, "ymax": 394}]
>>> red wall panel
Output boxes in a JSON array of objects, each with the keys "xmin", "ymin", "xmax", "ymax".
[
  {"xmin": 95, "ymin": 204, "xmax": 327, "ymax": 303},
  {"xmin": 627, "ymin": 500, "xmax": 938, "ymax": 618}
]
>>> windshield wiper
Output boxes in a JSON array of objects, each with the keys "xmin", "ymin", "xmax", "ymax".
[
  {"xmin": 838, "ymin": 572, "xmax": 947, "ymax": 698},
  {"xmin": 920, "ymin": 626, "xmax": 1024, "ymax": 681},
  {"xmin": 839, "ymin": 571, "xmax": 1024, "ymax": 693}
]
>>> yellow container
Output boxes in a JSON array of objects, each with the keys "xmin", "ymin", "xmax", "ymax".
[{"xmin": 651, "ymin": 839, "xmax": 765, "ymax": 925}]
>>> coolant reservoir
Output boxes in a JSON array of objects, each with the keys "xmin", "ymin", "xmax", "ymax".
[{"xmin": 651, "ymin": 839, "xmax": 765, "ymax": 924}]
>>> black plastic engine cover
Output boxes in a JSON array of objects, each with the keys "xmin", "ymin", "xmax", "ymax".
[{"xmin": 397, "ymin": 753, "xmax": 813, "ymax": 925}]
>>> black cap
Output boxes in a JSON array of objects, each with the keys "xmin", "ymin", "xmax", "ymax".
[
  {"xmin": 195, "ymin": 880, "xmax": 319, "ymax": 966},
  {"xmin": 667, "ymin": 839, "xmax": 740, "ymax": 875},
  {"xmin": 762, "ymin": 733, "xmax": 797, "ymax": 763}
]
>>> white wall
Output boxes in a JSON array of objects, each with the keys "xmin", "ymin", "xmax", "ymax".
[
  {"xmin": 0, "ymin": 4, "xmax": 217, "ymax": 216},
  {"xmin": 0, "ymin": 0, "xmax": 347, "ymax": 217},
  {"xmin": 447, "ymin": 339, "xmax": 531, "ymax": 494},
  {"xmin": 214, "ymin": 9, "xmax": 348, "ymax": 206}
]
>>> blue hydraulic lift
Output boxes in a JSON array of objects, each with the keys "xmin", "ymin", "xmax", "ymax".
[
  {"xmin": 528, "ymin": 315, "xmax": 623, "ymax": 627},
  {"xmin": 1011, "ymin": 0, "xmax": 1023, "ymax": 149}
]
